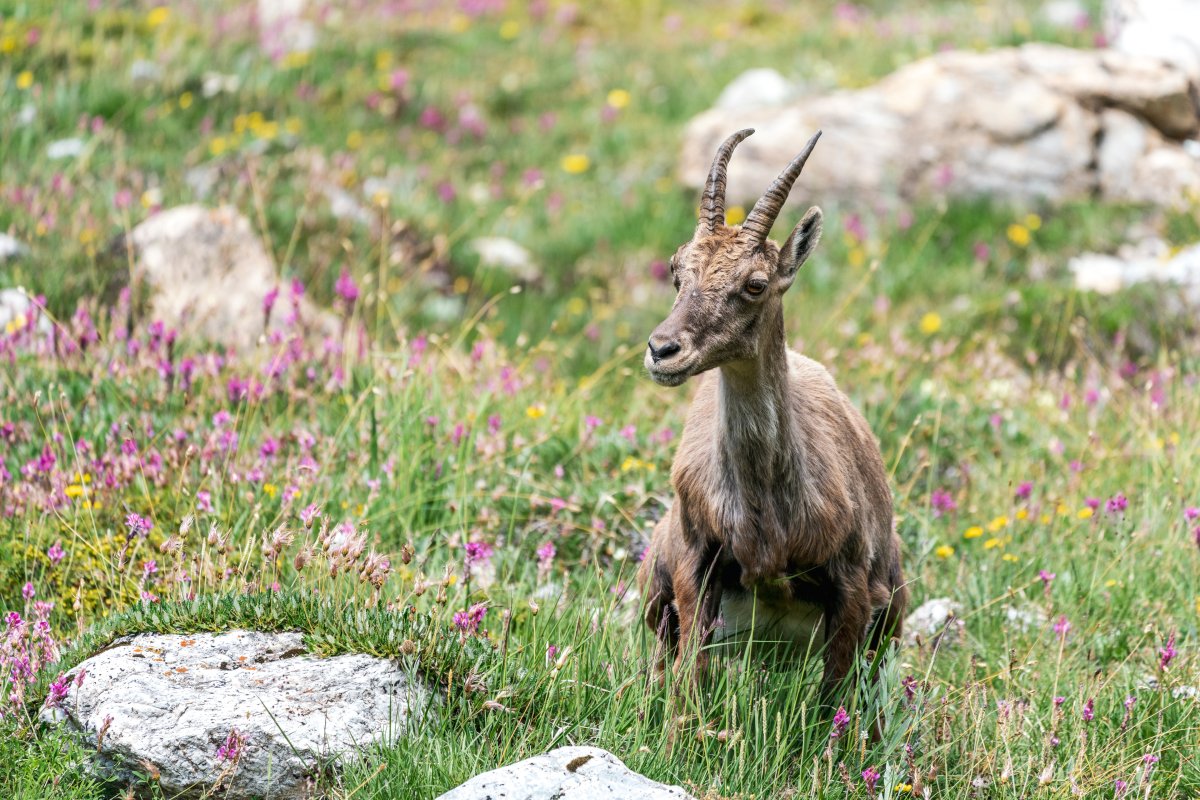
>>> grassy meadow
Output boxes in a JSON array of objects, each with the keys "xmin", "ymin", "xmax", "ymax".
[{"xmin": 2, "ymin": 0, "xmax": 1200, "ymax": 797}]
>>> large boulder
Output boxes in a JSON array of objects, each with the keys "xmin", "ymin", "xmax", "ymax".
[
  {"xmin": 1107, "ymin": 0, "xmax": 1200, "ymax": 82},
  {"xmin": 126, "ymin": 205, "xmax": 335, "ymax": 348},
  {"xmin": 436, "ymin": 747, "xmax": 695, "ymax": 800},
  {"xmin": 41, "ymin": 630, "xmax": 431, "ymax": 799},
  {"xmin": 680, "ymin": 43, "xmax": 1200, "ymax": 208}
]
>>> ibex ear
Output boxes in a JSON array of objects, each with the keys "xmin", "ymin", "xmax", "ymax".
[{"xmin": 777, "ymin": 206, "xmax": 823, "ymax": 289}]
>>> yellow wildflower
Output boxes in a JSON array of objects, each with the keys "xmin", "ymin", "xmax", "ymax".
[
  {"xmin": 725, "ymin": 205, "xmax": 746, "ymax": 226},
  {"xmin": 1002, "ymin": 553, "xmax": 1019, "ymax": 562},
  {"xmin": 179, "ymin": 91, "xmax": 193, "ymax": 109},
  {"xmin": 964, "ymin": 526, "xmax": 983, "ymax": 539},
  {"xmin": 566, "ymin": 297, "xmax": 587, "ymax": 315},
  {"xmin": 65, "ymin": 485, "xmax": 85, "ymax": 498},
  {"xmin": 935, "ymin": 545, "xmax": 955, "ymax": 559},
  {"xmin": 146, "ymin": 6, "xmax": 169, "ymax": 29},
  {"xmin": 1007, "ymin": 223, "xmax": 1031, "ymax": 247},
  {"xmin": 526, "ymin": 405, "xmax": 546, "ymax": 420},
  {"xmin": 346, "ymin": 130, "xmax": 364, "ymax": 150},
  {"xmin": 606, "ymin": 88, "xmax": 631, "ymax": 109},
  {"xmin": 16, "ymin": 71, "xmax": 34, "ymax": 90},
  {"xmin": 209, "ymin": 137, "xmax": 227, "ymax": 156},
  {"xmin": 263, "ymin": 483, "xmax": 278, "ymax": 499},
  {"xmin": 499, "ymin": 20, "xmax": 520, "ymax": 39},
  {"xmin": 561, "ymin": 153, "xmax": 590, "ymax": 174},
  {"xmin": 987, "ymin": 515, "xmax": 1008, "ymax": 532},
  {"xmin": 895, "ymin": 783, "xmax": 913, "ymax": 793},
  {"xmin": 1024, "ymin": 213, "xmax": 1042, "ymax": 230},
  {"xmin": 983, "ymin": 537, "xmax": 1003, "ymax": 549},
  {"xmin": 919, "ymin": 311, "xmax": 942, "ymax": 335},
  {"xmin": 281, "ymin": 51, "xmax": 310, "ymax": 69},
  {"xmin": 1078, "ymin": 507, "xmax": 1094, "ymax": 519}
]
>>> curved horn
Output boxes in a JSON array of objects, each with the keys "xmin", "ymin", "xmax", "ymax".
[
  {"xmin": 699, "ymin": 128, "xmax": 755, "ymax": 233},
  {"xmin": 741, "ymin": 130, "xmax": 821, "ymax": 244}
]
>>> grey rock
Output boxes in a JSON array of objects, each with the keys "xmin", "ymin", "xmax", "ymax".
[
  {"xmin": 680, "ymin": 43, "xmax": 1200, "ymax": 208},
  {"xmin": 41, "ymin": 630, "xmax": 430, "ymax": 800},
  {"xmin": 903, "ymin": 597, "xmax": 964, "ymax": 648},
  {"xmin": 129, "ymin": 59, "xmax": 163, "ymax": 85},
  {"xmin": 435, "ymin": 746, "xmax": 695, "ymax": 800},
  {"xmin": 46, "ymin": 138, "xmax": 85, "ymax": 160},
  {"xmin": 715, "ymin": 68, "xmax": 795, "ymax": 111},
  {"xmin": 1003, "ymin": 603, "xmax": 1049, "ymax": 633},
  {"xmin": 127, "ymin": 205, "xmax": 337, "ymax": 347}
]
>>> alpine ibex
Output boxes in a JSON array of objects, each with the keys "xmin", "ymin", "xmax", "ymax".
[{"xmin": 637, "ymin": 129, "xmax": 907, "ymax": 701}]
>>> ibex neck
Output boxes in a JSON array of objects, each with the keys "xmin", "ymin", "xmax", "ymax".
[{"xmin": 716, "ymin": 313, "xmax": 793, "ymax": 473}]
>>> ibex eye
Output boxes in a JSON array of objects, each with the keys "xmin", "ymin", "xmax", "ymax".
[{"xmin": 746, "ymin": 280, "xmax": 767, "ymax": 296}]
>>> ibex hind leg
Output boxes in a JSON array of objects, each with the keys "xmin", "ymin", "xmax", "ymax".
[{"xmin": 867, "ymin": 560, "xmax": 908, "ymax": 656}]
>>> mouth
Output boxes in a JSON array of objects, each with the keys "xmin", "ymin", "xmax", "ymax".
[{"xmin": 646, "ymin": 361, "xmax": 694, "ymax": 387}]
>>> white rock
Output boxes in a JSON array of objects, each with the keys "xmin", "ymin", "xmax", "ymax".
[
  {"xmin": 680, "ymin": 43, "xmax": 1200, "ymax": 208},
  {"xmin": 129, "ymin": 59, "xmax": 163, "ymax": 85},
  {"xmin": 0, "ymin": 233, "xmax": 27, "ymax": 261},
  {"xmin": 0, "ymin": 288, "xmax": 52, "ymax": 338},
  {"xmin": 1107, "ymin": 0, "xmax": 1200, "ymax": 81},
  {"xmin": 46, "ymin": 138, "xmax": 85, "ymax": 160},
  {"xmin": 470, "ymin": 237, "xmax": 541, "ymax": 282},
  {"xmin": 903, "ymin": 597, "xmax": 964, "ymax": 648},
  {"xmin": 1003, "ymin": 603, "xmax": 1049, "ymax": 632},
  {"xmin": 42, "ymin": 630, "xmax": 430, "ymax": 800},
  {"xmin": 127, "ymin": 204, "xmax": 336, "ymax": 347},
  {"xmin": 1069, "ymin": 238, "xmax": 1200, "ymax": 300},
  {"xmin": 435, "ymin": 746, "xmax": 695, "ymax": 800},
  {"xmin": 715, "ymin": 68, "xmax": 795, "ymax": 111},
  {"xmin": 1041, "ymin": 0, "xmax": 1089, "ymax": 28}
]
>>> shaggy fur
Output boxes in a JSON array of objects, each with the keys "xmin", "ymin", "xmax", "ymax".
[{"xmin": 637, "ymin": 130, "xmax": 907, "ymax": 701}]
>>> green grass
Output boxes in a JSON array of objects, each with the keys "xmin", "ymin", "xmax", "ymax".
[{"xmin": 3, "ymin": 0, "xmax": 1200, "ymax": 798}]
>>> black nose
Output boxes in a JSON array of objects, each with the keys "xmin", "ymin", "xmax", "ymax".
[{"xmin": 648, "ymin": 337, "xmax": 681, "ymax": 363}]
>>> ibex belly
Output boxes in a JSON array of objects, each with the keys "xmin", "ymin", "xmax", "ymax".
[{"xmin": 714, "ymin": 587, "xmax": 824, "ymax": 645}]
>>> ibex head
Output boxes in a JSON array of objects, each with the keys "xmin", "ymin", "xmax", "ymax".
[{"xmin": 646, "ymin": 129, "xmax": 824, "ymax": 386}]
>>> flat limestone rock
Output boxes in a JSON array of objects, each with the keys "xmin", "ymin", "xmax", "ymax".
[
  {"xmin": 41, "ymin": 630, "xmax": 431, "ymax": 799},
  {"xmin": 435, "ymin": 746, "xmax": 696, "ymax": 800},
  {"xmin": 681, "ymin": 43, "xmax": 1200, "ymax": 208}
]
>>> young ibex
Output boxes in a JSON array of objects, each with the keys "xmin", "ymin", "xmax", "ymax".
[{"xmin": 638, "ymin": 129, "xmax": 907, "ymax": 701}]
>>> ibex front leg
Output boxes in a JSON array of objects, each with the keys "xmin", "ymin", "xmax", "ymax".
[
  {"xmin": 672, "ymin": 551, "xmax": 723, "ymax": 678},
  {"xmin": 821, "ymin": 564, "xmax": 872, "ymax": 706}
]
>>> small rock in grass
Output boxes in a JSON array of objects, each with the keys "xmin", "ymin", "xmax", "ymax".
[
  {"xmin": 46, "ymin": 138, "xmax": 85, "ymax": 160},
  {"xmin": 470, "ymin": 237, "xmax": 542, "ymax": 283},
  {"xmin": 715, "ymin": 68, "xmax": 795, "ymax": 111},
  {"xmin": 903, "ymin": 597, "xmax": 964, "ymax": 648},
  {"xmin": 41, "ymin": 629, "xmax": 431, "ymax": 800},
  {"xmin": 435, "ymin": 746, "xmax": 695, "ymax": 800},
  {"xmin": 0, "ymin": 233, "xmax": 28, "ymax": 262},
  {"xmin": 1003, "ymin": 603, "xmax": 1048, "ymax": 632},
  {"xmin": 0, "ymin": 288, "xmax": 52, "ymax": 339}
]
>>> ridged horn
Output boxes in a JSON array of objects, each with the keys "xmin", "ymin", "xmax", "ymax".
[
  {"xmin": 740, "ymin": 130, "xmax": 821, "ymax": 244},
  {"xmin": 698, "ymin": 128, "xmax": 755, "ymax": 233}
]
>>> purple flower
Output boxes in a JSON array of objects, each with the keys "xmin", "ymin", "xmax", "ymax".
[
  {"xmin": 453, "ymin": 603, "xmax": 488, "ymax": 634},
  {"xmin": 830, "ymin": 706, "xmax": 850, "ymax": 740},
  {"xmin": 22, "ymin": 582, "xmax": 35, "ymax": 600},
  {"xmin": 465, "ymin": 540, "xmax": 494, "ymax": 568},
  {"xmin": 1114, "ymin": 779, "xmax": 1128, "ymax": 797},
  {"xmin": 1159, "ymin": 633, "xmax": 1176, "ymax": 671},
  {"xmin": 45, "ymin": 674, "xmax": 70, "ymax": 708},
  {"xmin": 7, "ymin": 611, "xmax": 23, "ymax": 629},
  {"xmin": 126, "ymin": 513, "xmax": 153, "ymax": 538},
  {"xmin": 47, "ymin": 541, "xmax": 65, "ymax": 565},
  {"xmin": 1053, "ymin": 615, "xmax": 1071, "ymax": 639},
  {"xmin": 546, "ymin": 643, "xmax": 559, "ymax": 663},
  {"xmin": 1143, "ymin": 753, "xmax": 1159, "ymax": 766},
  {"xmin": 142, "ymin": 560, "xmax": 157, "ymax": 576},
  {"xmin": 1053, "ymin": 696, "xmax": 1065, "ymax": 706},
  {"xmin": 1185, "ymin": 506, "xmax": 1199, "ymax": 521},
  {"xmin": 1039, "ymin": 570, "xmax": 1056, "ymax": 588},
  {"xmin": 216, "ymin": 728, "xmax": 245, "ymax": 762},
  {"xmin": 861, "ymin": 766, "xmax": 880, "ymax": 793},
  {"xmin": 1082, "ymin": 698, "xmax": 1094, "ymax": 721},
  {"xmin": 335, "ymin": 267, "xmax": 360, "ymax": 305},
  {"xmin": 1106, "ymin": 494, "xmax": 1128, "ymax": 514},
  {"xmin": 1015, "ymin": 481, "xmax": 1033, "ymax": 500},
  {"xmin": 536, "ymin": 541, "xmax": 556, "ymax": 563},
  {"xmin": 300, "ymin": 503, "xmax": 320, "ymax": 527},
  {"xmin": 930, "ymin": 488, "xmax": 957, "ymax": 516},
  {"xmin": 901, "ymin": 674, "xmax": 918, "ymax": 702}
]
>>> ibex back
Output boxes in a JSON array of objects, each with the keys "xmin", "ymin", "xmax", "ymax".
[{"xmin": 637, "ymin": 129, "xmax": 907, "ymax": 702}]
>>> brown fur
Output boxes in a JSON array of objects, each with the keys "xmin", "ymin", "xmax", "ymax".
[{"xmin": 638, "ymin": 145, "xmax": 907, "ymax": 702}]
